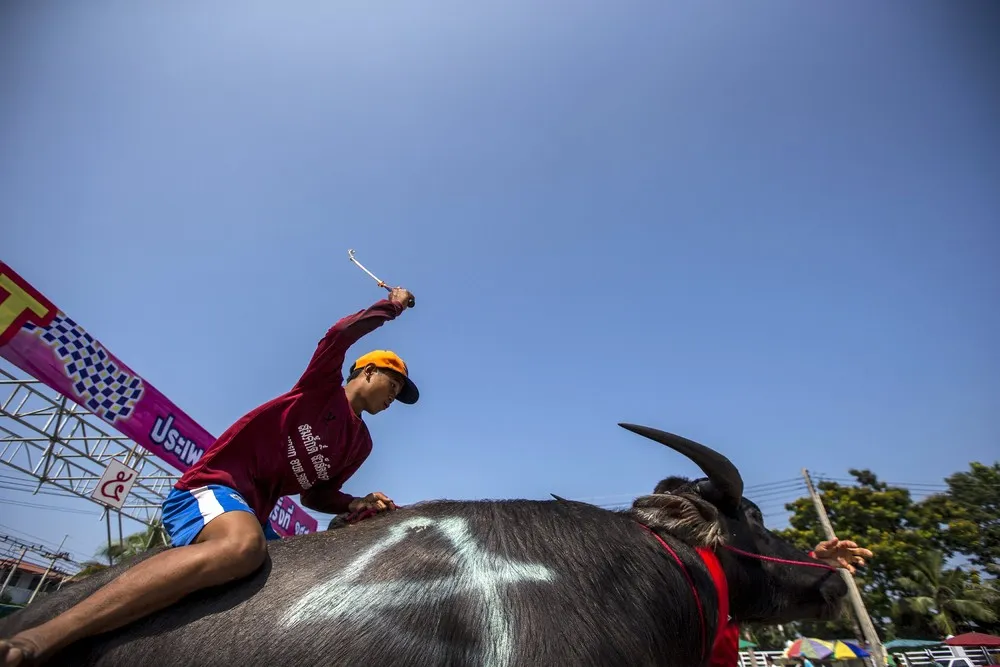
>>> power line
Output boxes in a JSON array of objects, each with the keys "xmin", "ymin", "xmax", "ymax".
[
  {"xmin": 747, "ymin": 485, "xmax": 808, "ymax": 501},
  {"xmin": 818, "ymin": 477, "xmax": 949, "ymax": 490},
  {"xmin": 496, "ymin": 475, "xmax": 949, "ymax": 515},
  {"xmin": 0, "ymin": 533, "xmax": 68, "ymax": 561},
  {"xmin": 744, "ymin": 478, "xmax": 804, "ymax": 491},
  {"xmin": 0, "ymin": 481, "xmax": 92, "ymax": 500},
  {"xmin": 756, "ymin": 497, "xmax": 802, "ymax": 509},
  {"xmin": 581, "ymin": 477, "xmax": 954, "ymax": 523},
  {"xmin": 0, "ymin": 523, "xmax": 93, "ymax": 564},
  {"xmin": 0, "ymin": 523, "xmax": 65, "ymax": 549},
  {"xmin": 566, "ymin": 479, "xmax": 811, "ymax": 507},
  {"xmin": 0, "ymin": 497, "xmax": 102, "ymax": 516}
]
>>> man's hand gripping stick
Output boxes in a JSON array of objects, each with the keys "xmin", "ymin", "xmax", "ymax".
[{"xmin": 347, "ymin": 249, "xmax": 415, "ymax": 308}]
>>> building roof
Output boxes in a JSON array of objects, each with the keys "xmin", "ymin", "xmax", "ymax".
[
  {"xmin": 0, "ymin": 557, "xmax": 73, "ymax": 580},
  {"xmin": 945, "ymin": 632, "xmax": 1000, "ymax": 647}
]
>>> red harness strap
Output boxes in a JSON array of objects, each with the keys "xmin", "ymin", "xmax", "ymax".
[
  {"xmin": 709, "ymin": 622, "xmax": 742, "ymax": 667},
  {"xmin": 642, "ymin": 527, "xmax": 729, "ymax": 663},
  {"xmin": 697, "ymin": 547, "xmax": 734, "ymax": 667},
  {"xmin": 642, "ymin": 526, "xmax": 837, "ymax": 665},
  {"xmin": 696, "ymin": 546, "xmax": 730, "ymax": 646}
]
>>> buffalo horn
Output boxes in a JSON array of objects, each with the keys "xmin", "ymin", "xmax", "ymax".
[{"xmin": 618, "ymin": 423, "xmax": 744, "ymax": 507}]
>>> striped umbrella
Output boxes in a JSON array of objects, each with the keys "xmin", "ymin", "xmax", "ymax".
[
  {"xmin": 831, "ymin": 640, "xmax": 870, "ymax": 659},
  {"xmin": 786, "ymin": 638, "xmax": 835, "ymax": 659}
]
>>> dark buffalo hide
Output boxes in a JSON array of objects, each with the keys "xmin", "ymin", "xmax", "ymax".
[
  {"xmin": 3, "ymin": 500, "xmax": 719, "ymax": 667},
  {"xmin": 1, "ymin": 424, "xmax": 849, "ymax": 667}
]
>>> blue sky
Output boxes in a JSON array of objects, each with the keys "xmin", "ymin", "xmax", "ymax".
[{"xmin": 1, "ymin": 2, "xmax": 997, "ymax": 568}]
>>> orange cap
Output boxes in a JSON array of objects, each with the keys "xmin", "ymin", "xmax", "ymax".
[{"xmin": 349, "ymin": 350, "xmax": 419, "ymax": 404}]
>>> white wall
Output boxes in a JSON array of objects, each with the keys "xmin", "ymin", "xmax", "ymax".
[{"xmin": 0, "ymin": 570, "xmax": 61, "ymax": 605}]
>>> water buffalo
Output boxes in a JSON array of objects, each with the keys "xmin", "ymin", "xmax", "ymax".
[{"xmin": 0, "ymin": 423, "xmax": 847, "ymax": 667}]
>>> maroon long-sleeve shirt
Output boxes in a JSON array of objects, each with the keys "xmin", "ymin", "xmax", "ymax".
[{"xmin": 175, "ymin": 298, "xmax": 405, "ymax": 523}]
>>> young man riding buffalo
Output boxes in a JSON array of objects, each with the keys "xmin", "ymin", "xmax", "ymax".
[{"xmin": 0, "ymin": 287, "xmax": 418, "ymax": 667}]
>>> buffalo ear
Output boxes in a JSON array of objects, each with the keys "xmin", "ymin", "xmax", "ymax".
[
  {"xmin": 629, "ymin": 492, "xmax": 727, "ymax": 547},
  {"xmin": 653, "ymin": 476, "xmax": 690, "ymax": 495}
]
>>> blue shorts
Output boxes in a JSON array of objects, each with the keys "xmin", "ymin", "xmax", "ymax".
[{"xmin": 161, "ymin": 484, "xmax": 282, "ymax": 547}]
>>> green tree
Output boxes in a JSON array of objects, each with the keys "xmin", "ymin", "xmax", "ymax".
[
  {"xmin": 981, "ymin": 563, "xmax": 1000, "ymax": 634},
  {"xmin": 744, "ymin": 622, "xmax": 798, "ymax": 650},
  {"xmin": 893, "ymin": 550, "xmax": 997, "ymax": 637},
  {"xmin": 774, "ymin": 470, "xmax": 945, "ymax": 637},
  {"xmin": 93, "ymin": 521, "xmax": 167, "ymax": 567},
  {"xmin": 929, "ymin": 462, "xmax": 1000, "ymax": 569},
  {"xmin": 70, "ymin": 521, "xmax": 167, "ymax": 582},
  {"xmin": 74, "ymin": 561, "xmax": 111, "ymax": 577}
]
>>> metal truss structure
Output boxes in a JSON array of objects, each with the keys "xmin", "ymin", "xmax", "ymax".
[{"xmin": 0, "ymin": 365, "xmax": 179, "ymax": 529}]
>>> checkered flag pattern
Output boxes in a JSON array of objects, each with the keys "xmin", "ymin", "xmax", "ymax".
[{"xmin": 24, "ymin": 313, "xmax": 145, "ymax": 423}]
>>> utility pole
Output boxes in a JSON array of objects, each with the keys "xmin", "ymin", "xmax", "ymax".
[
  {"xmin": 0, "ymin": 533, "xmax": 72, "ymax": 606},
  {"xmin": 802, "ymin": 469, "xmax": 885, "ymax": 667},
  {"xmin": 27, "ymin": 535, "xmax": 68, "ymax": 605},
  {"xmin": 0, "ymin": 546, "xmax": 28, "ymax": 599},
  {"xmin": 106, "ymin": 510, "xmax": 114, "ymax": 566},
  {"xmin": 742, "ymin": 627, "xmax": 757, "ymax": 666}
]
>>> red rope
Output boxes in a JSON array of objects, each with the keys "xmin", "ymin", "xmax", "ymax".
[
  {"xmin": 640, "ymin": 527, "xmax": 841, "ymax": 663},
  {"xmin": 721, "ymin": 545, "xmax": 838, "ymax": 571},
  {"xmin": 640, "ymin": 525, "xmax": 710, "ymax": 662}
]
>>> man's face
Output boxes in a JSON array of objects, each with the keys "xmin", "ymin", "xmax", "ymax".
[{"xmin": 362, "ymin": 366, "xmax": 404, "ymax": 415}]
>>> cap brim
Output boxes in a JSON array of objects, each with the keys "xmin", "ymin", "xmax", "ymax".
[{"xmin": 396, "ymin": 377, "xmax": 419, "ymax": 405}]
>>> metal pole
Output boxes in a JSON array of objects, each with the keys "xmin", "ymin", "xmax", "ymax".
[
  {"xmin": 743, "ymin": 627, "xmax": 757, "ymax": 666},
  {"xmin": 26, "ymin": 535, "xmax": 66, "ymax": 605},
  {"xmin": 27, "ymin": 556, "xmax": 56, "ymax": 605},
  {"xmin": 802, "ymin": 469, "xmax": 885, "ymax": 666},
  {"xmin": 0, "ymin": 547, "xmax": 28, "ymax": 598},
  {"xmin": 106, "ymin": 511, "xmax": 113, "ymax": 566}
]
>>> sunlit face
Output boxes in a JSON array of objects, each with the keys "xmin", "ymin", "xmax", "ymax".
[{"xmin": 361, "ymin": 366, "xmax": 404, "ymax": 415}]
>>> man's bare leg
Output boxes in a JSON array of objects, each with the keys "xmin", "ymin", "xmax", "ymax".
[{"xmin": 0, "ymin": 511, "xmax": 267, "ymax": 667}]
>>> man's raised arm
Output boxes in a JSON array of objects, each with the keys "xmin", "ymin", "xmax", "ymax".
[{"xmin": 295, "ymin": 287, "xmax": 413, "ymax": 391}]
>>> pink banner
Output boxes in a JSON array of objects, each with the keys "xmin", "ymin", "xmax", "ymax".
[{"xmin": 0, "ymin": 261, "xmax": 317, "ymax": 537}]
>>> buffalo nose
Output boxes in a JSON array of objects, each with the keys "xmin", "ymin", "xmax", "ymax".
[{"xmin": 821, "ymin": 570, "xmax": 849, "ymax": 603}]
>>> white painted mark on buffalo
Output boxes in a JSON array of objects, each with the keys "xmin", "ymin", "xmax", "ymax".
[{"xmin": 281, "ymin": 516, "xmax": 557, "ymax": 667}]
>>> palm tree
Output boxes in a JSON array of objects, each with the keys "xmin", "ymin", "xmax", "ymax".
[
  {"xmin": 983, "ymin": 563, "xmax": 1000, "ymax": 634},
  {"xmin": 63, "ymin": 522, "xmax": 169, "ymax": 583},
  {"xmin": 94, "ymin": 520, "xmax": 168, "ymax": 566},
  {"xmin": 74, "ymin": 561, "xmax": 111, "ymax": 578},
  {"xmin": 894, "ymin": 550, "xmax": 998, "ymax": 637}
]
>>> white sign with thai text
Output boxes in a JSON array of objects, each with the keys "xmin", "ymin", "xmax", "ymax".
[{"xmin": 91, "ymin": 460, "xmax": 139, "ymax": 509}]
